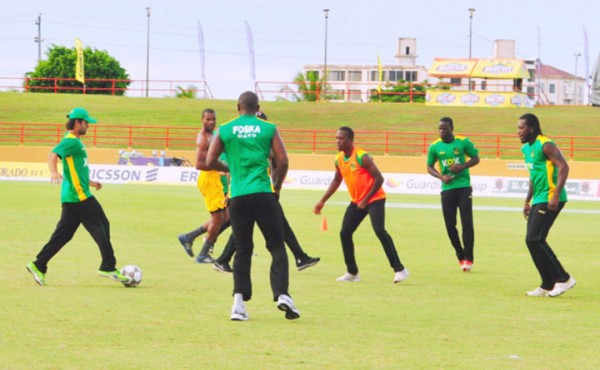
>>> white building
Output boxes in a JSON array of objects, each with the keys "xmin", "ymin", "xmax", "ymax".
[
  {"xmin": 535, "ymin": 64, "xmax": 586, "ymax": 105},
  {"xmin": 302, "ymin": 38, "xmax": 429, "ymax": 102},
  {"xmin": 300, "ymin": 38, "xmax": 585, "ymax": 105}
]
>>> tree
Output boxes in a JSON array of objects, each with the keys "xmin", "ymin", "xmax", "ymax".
[
  {"xmin": 174, "ymin": 85, "xmax": 197, "ymax": 98},
  {"xmin": 368, "ymin": 82, "xmax": 427, "ymax": 103},
  {"xmin": 25, "ymin": 44, "xmax": 130, "ymax": 95}
]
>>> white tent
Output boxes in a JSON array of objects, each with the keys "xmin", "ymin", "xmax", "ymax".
[{"xmin": 592, "ymin": 53, "xmax": 600, "ymax": 106}]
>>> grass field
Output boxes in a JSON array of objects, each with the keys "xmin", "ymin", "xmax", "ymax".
[
  {"xmin": 1, "ymin": 91, "xmax": 600, "ymax": 136},
  {"xmin": 2, "ymin": 182, "xmax": 599, "ymax": 369}
]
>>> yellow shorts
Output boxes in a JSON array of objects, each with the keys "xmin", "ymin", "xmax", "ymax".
[{"xmin": 198, "ymin": 170, "xmax": 226, "ymax": 213}]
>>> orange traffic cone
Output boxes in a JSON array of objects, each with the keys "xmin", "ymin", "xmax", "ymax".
[{"xmin": 321, "ymin": 216, "xmax": 328, "ymax": 231}]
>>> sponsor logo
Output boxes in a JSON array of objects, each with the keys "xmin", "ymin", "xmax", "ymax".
[
  {"xmin": 485, "ymin": 94, "xmax": 505, "ymax": 106},
  {"xmin": 436, "ymin": 93, "xmax": 456, "ymax": 104},
  {"xmin": 90, "ymin": 168, "xmax": 142, "ymax": 182},
  {"xmin": 510, "ymin": 95, "xmax": 524, "ymax": 107},
  {"xmin": 506, "ymin": 180, "xmax": 529, "ymax": 193},
  {"xmin": 482, "ymin": 64, "xmax": 514, "ymax": 74},
  {"xmin": 507, "ymin": 163, "xmax": 527, "ymax": 170},
  {"xmin": 0, "ymin": 167, "xmax": 49, "ymax": 178},
  {"xmin": 406, "ymin": 179, "xmax": 441, "ymax": 190},
  {"xmin": 460, "ymin": 93, "xmax": 480, "ymax": 105},
  {"xmin": 145, "ymin": 168, "xmax": 158, "ymax": 182},
  {"xmin": 233, "ymin": 125, "xmax": 261, "ymax": 138},
  {"xmin": 437, "ymin": 63, "xmax": 468, "ymax": 73},
  {"xmin": 441, "ymin": 157, "xmax": 461, "ymax": 168},
  {"xmin": 385, "ymin": 177, "xmax": 401, "ymax": 188},
  {"xmin": 299, "ymin": 175, "xmax": 332, "ymax": 186}
]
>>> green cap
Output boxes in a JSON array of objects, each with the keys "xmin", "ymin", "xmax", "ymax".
[{"xmin": 68, "ymin": 107, "xmax": 97, "ymax": 123}]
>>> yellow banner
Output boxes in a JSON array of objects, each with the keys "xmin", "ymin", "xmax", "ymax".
[
  {"xmin": 75, "ymin": 38, "xmax": 85, "ymax": 84},
  {"xmin": 470, "ymin": 59, "xmax": 530, "ymax": 79},
  {"xmin": 428, "ymin": 58, "xmax": 477, "ymax": 77},
  {"xmin": 426, "ymin": 91, "xmax": 534, "ymax": 108}
]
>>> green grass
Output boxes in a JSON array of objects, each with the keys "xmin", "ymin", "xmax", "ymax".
[
  {"xmin": 1, "ymin": 91, "xmax": 600, "ymax": 136},
  {"xmin": 2, "ymin": 182, "xmax": 599, "ymax": 369}
]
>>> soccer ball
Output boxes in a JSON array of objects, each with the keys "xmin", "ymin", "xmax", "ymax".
[{"xmin": 120, "ymin": 264, "xmax": 142, "ymax": 287}]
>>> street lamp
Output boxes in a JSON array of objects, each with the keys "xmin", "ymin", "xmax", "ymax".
[
  {"xmin": 145, "ymin": 7, "xmax": 151, "ymax": 98},
  {"xmin": 468, "ymin": 8, "xmax": 475, "ymax": 91},
  {"xmin": 573, "ymin": 52, "xmax": 581, "ymax": 105},
  {"xmin": 323, "ymin": 9, "xmax": 330, "ymax": 101}
]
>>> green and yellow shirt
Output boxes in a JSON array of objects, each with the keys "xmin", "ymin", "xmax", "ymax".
[
  {"xmin": 52, "ymin": 133, "xmax": 93, "ymax": 203},
  {"xmin": 427, "ymin": 135, "xmax": 479, "ymax": 191},
  {"xmin": 521, "ymin": 135, "xmax": 568, "ymax": 205}
]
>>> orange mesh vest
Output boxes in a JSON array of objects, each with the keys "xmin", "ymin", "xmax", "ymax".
[{"xmin": 336, "ymin": 147, "xmax": 386, "ymax": 204}]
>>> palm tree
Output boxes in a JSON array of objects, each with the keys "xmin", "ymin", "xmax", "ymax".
[{"xmin": 174, "ymin": 85, "xmax": 197, "ymax": 98}]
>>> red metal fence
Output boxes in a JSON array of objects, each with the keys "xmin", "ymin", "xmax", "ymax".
[
  {"xmin": 1, "ymin": 122, "xmax": 599, "ymax": 161},
  {"xmin": 1, "ymin": 77, "xmax": 214, "ymax": 98}
]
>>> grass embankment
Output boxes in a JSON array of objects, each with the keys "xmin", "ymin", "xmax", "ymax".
[{"xmin": 1, "ymin": 92, "xmax": 600, "ymax": 136}]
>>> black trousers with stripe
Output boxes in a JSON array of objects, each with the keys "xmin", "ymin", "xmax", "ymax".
[
  {"xmin": 525, "ymin": 202, "xmax": 570, "ymax": 290},
  {"xmin": 34, "ymin": 196, "xmax": 117, "ymax": 273},
  {"xmin": 441, "ymin": 186, "xmax": 474, "ymax": 262}
]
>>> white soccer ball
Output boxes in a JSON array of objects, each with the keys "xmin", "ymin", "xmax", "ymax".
[{"xmin": 120, "ymin": 264, "xmax": 143, "ymax": 287}]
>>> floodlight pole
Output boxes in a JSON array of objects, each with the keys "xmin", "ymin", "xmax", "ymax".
[
  {"xmin": 323, "ymin": 9, "xmax": 330, "ymax": 101},
  {"xmin": 145, "ymin": 7, "xmax": 151, "ymax": 98},
  {"xmin": 573, "ymin": 52, "xmax": 581, "ymax": 105},
  {"xmin": 468, "ymin": 8, "xmax": 475, "ymax": 91},
  {"xmin": 35, "ymin": 14, "xmax": 43, "ymax": 63}
]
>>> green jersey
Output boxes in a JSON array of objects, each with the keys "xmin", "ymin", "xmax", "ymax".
[
  {"xmin": 427, "ymin": 135, "xmax": 479, "ymax": 191},
  {"xmin": 218, "ymin": 114, "xmax": 276, "ymax": 198},
  {"xmin": 521, "ymin": 135, "xmax": 567, "ymax": 205},
  {"xmin": 52, "ymin": 133, "xmax": 93, "ymax": 203}
]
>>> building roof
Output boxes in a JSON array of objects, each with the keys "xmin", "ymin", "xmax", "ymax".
[{"xmin": 539, "ymin": 65, "xmax": 574, "ymax": 79}]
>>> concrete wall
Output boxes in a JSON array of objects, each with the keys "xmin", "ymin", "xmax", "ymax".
[{"xmin": 2, "ymin": 145, "xmax": 600, "ymax": 179}]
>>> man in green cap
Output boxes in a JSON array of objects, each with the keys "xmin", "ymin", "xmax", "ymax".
[{"xmin": 26, "ymin": 107, "xmax": 130, "ymax": 286}]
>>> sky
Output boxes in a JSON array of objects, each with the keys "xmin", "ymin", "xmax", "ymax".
[{"xmin": 1, "ymin": 0, "xmax": 599, "ymax": 100}]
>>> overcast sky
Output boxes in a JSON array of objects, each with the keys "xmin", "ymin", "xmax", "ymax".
[{"xmin": 1, "ymin": 0, "xmax": 599, "ymax": 99}]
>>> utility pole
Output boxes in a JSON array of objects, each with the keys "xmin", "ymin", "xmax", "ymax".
[
  {"xmin": 34, "ymin": 14, "xmax": 43, "ymax": 63},
  {"xmin": 322, "ymin": 9, "xmax": 330, "ymax": 101},
  {"xmin": 573, "ymin": 52, "xmax": 581, "ymax": 105},
  {"xmin": 468, "ymin": 8, "xmax": 475, "ymax": 91},
  {"xmin": 145, "ymin": 7, "xmax": 151, "ymax": 97}
]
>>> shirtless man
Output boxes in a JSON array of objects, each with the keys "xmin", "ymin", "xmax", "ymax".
[{"xmin": 178, "ymin": 108, "xmax": 229, "ymax": 263}]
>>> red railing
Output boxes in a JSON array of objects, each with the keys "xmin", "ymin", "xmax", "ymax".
[
  {"xmin": 1, "ymin": 122, "xmax": 599, "ymax": 160},
  {"xmin": 2, "ymin": 77, "xmax": 214, "ymax": 98}
]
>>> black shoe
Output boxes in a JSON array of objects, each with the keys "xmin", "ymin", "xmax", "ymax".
[
  {"xmin": 297, "ymin": 256, "xmax": 320, "ymax": 271},
  {"xmin": 178, "ymin": 234, "xmax": 193, "ymax": 257},
  {"xmin": 213, "ymin": 261, "xmax": 233, "ymax": 273}
]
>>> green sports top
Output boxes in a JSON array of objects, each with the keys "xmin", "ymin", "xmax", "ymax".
[
  {"xmin": 427, "ymin": 135, "xmax": 479, "ymax": 191},
  {"xmin": 218, "ymin": 115, "xmax": 276, "ymax": 198},
  {"xmin": 521, "ymin": 135, "xmax": 567, "ymax": 205},
  {"xmin": 52, "ymin": 133, "xmax": 93, "ymax": 203}
]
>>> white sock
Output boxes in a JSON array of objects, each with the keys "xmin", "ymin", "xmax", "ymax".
[{"xmin": 233, "ymin": 293, "xmax": 244, "ymax": 305}]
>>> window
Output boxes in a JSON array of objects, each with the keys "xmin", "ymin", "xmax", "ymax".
[
  {"xmin": 348, "ymin": 90, "xmax": 362, "ymax": 101},
  {"xmin": 329, "ymin": 71, "xmax": 345, "ymax": 81},
  {"xmin": 348, "ymin": 71, "xmax": 362, "ymax": 82},
  {"xmin": 450, "ymin": 78, "xmax": 462, "ymax": 86},
  {"xmin": 405, "ymin": 71, "xmax": 417, "ymax": 82},
  {"xmin": 388, "ymin": 70, "xmax": 404, "ymax": 81},
  {"xmin": 405, "ymin": 46, "xmax": 410, "ymax": 55},
  {"xmin": 370, "ymin": 71, "xmax": 379, "ymax": 81},
  {"xmin": 549, "ymin": 84, "xmax": 556, "ymax": 94},
  {"xmin": 526, "ymin": 86, "xmax": 535, "ymax": 99},
  {"xmin": 480, "ymin": 81, "xmax": 486, "ymax": 90}
]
